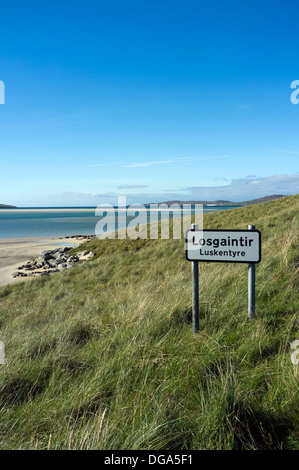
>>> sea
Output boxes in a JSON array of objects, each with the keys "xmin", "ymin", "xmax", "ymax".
[{"xmin": 0, "ymin": 205, "xmax": 241, "ymax": 239}]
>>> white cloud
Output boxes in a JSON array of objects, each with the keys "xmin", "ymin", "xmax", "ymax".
[
  {"xmin": 123, "ymin": 155, "xmax": 229, "ymax": 168},
  {"xmin": 184, "ymin": 174, "xmax": 299, "ymax": 201},
  {"xmin": 47, "ymin": 174, "xmax": 299, "ymax": 206},
  {"xmin": 117, "ymin": 184, "xmax": 149, "ymax": 189},
  {"xmin": 124, "ymin": 160, "xmax": 174, "ymax": 168}
]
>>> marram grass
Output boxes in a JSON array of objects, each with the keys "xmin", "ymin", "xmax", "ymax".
[{"xmin": 0, "ymin": 194, "xmax": 298, "ymax": 449}]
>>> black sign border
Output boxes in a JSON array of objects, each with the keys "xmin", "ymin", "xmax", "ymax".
[{"xmin": 185, "ymin": 229, "xmax": 262, "ymax": 264}]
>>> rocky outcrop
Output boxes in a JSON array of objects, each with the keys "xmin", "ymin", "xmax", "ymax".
[
  {"xmin": 13, "ymin": 246, "xmax": 95, "ymax": 279},
  {"xmin": 63, "ymin": 235, "xmax": 96, "ymax": 240}
]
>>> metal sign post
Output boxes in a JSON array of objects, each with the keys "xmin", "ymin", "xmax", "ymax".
[
  {"xmin": 185, "ymin": 226, "xmax": 261, "ymax": 332},
  {"xmin": 191, "ymin": 224, "xmax": 199, "ymax": 333},
  {"xmin": 248, "ymin": 225, "xmax": 256, "ymax": 320}
]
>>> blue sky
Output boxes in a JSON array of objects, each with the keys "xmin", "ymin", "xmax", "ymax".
[{"xmin": 0, "ymin": 0, "xmax": 299, "ymax": 206}]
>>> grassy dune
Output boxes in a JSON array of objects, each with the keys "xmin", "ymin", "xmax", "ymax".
[{"xmin": 0, "ymin": 195, "xmax": 298, "ymax": 450}]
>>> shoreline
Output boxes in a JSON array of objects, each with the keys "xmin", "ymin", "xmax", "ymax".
[
  {"xmin": 0, "ymin": 236, "xmax": 94, "ymax": 287},
  {"xmin": 0, "ymin": 207, "xmax": 223, "ymax": 213},
  {"xmin": 0, "ymin": 208, "xmax": 97, "ymax": 213}
]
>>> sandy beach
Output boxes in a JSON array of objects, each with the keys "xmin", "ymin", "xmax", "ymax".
[{"xmin": 0, "ymin": 237, "xmax": 89, "ymax": 287}]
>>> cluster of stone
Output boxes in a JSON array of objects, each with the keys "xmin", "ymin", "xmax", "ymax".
[{"xmin": 13, "ymin": 247, "xmax": 93, "ymax": 278}]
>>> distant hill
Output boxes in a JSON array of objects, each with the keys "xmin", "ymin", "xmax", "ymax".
[
  {"xmin": 150, "ymin": 194, "xmax": 286, "ymax": 207},
  {"xmin": 239, "ymin": 195, "xmax": 285, "ymax": 206},
  {"xmin": 0, "ymin": 204, "xmax": 16, "ymax": 208}
]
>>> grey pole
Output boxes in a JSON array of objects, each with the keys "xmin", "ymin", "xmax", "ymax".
[
  {"xmin": 248, "ymin": 224, "xmax": 256, "ymax": 320},
  {"xmin": 191, "ymin": 223, "xmax": 199, "ymax": 333}
]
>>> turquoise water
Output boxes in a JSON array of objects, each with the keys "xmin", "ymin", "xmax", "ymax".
[{"xmin": 0, "ymin": 206, "xmax": 241, "ymax": 239}]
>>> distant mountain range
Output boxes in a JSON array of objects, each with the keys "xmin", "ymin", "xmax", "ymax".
[
  {"xmin": 0, "ymin": 195, "xmax": 286, "ymax": 209},
  {"xmin": 149, "ymin": 195, "xmax": 286, "ymax": 207}
]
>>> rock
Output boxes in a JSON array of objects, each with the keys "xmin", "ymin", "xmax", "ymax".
[
  {"xmin": 58, "ymin": 247, "xmax": 71, "ymax": 253},
  {"xmin": 12, "ymin": 242, "xmax": 94, "ymax": 281},
  {"xmin": 48, "ymin": 260, "xmax": 59, "ymax": 268},
  {"xmin": 13, "ymin": 272, "xmax": 28, "ymax": 278},
  {"xmin": 58, "ymin": 264, "xmax": 68, "ymax": 271},
  {"xmin": 43, "ymin": 253, "xmax": 56, "ymax": 261}
]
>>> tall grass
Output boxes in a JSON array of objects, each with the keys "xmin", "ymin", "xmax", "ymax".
[{"xmin": 0, "ymin": 194, "xmax": 298, "ymax": 449}]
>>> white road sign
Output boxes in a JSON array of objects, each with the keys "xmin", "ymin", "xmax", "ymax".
[{"xmin": 185, "ymin": 229, "xmax": 261, "ymax": 263}]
